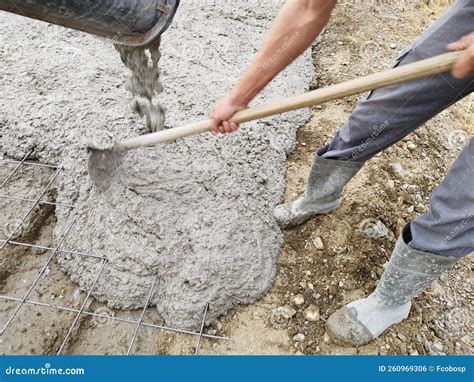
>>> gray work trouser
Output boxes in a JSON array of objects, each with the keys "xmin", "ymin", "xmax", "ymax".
[{"xmin": 319, "ymin": 0, "xmax": 474, "ymax": 258}]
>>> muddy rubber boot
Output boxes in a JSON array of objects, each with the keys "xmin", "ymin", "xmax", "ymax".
[
  {"xmin": 273, "ymin": 155, "xmax": 363, "ymax": 228},
  {"xmin": 326, "ymin": 227, "xmax": 457, "ymax": 346}
]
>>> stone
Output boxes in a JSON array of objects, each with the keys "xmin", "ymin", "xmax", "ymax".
[
  {"xmin": 72, "ymin": 289, "xmax": 81, "ymax": 302},
  {"xmin": 432, "ymin": 340, "xmax": 444, "ymax": 352},
  {"xmin": 358, "ymin": 344, "xmax": 379, "ymax": 355},
  {"xmin": 398, "ymin": 342, "xmax": 408, "ymax": 354},
  {"xmin": 415, "ymin": 205, "xmax": 425, "ymax": 213},
  {"xmin": 323, "ymin": 332, "xmax": 330, "ymax": 343},
  {"xmin": 395, "ymin": 218, "xmax": 406, "ymax": 237},
  {"xmin": 313, "ymin": 236, "xmax": 325, "ymax": 250},
  {"xmin": 361, "ymin": 219, "xmax": 389, "ymax": 239},
  {"xmin": 331, "ymin": 346, "xmax": 358, "ymax": 355},
  {"xmin": 293, "ymin": 333, "xmax": 305, "ymax": 342},
  {"xmin": 304, "ymin": 305, "xmax": 320, "ymax": 322},
  {"xmin": 292, "ymin": 294, "xmax": 305, "ymax": 306},
  {"xmin": 270, "ymin": 306, "xmax": 297, "ymax": 329},
  {"xmin": 423, "ymin": 337, "xmax": 431, "ymax": 352},
  {"xmin": 393, "ymin": 163, "xmax": 403, "ymax": 173},
  {"xmin": 397, "ymin": 333, "xmax": 407, "ymax": 342}
]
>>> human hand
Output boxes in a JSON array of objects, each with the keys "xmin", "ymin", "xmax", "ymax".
[
  {"xmin": 210, "ymin": 94, "xmax": 247, "ymax": 135},
  {"xmin": 448, "ymin": 32, "xmax": 474, "ymax": 79}
]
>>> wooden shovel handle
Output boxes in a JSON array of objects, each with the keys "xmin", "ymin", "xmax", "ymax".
[{"xmin": 119, "ymin": 50, "xmax": 463, "ymax": 150}]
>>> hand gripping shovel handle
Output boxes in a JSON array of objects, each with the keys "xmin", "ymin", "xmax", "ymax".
[{"xmin": 117, "ymin": 50, "xmax": 463, "ymax": 151}]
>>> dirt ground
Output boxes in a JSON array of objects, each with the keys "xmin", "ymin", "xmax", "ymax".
[{"xmin": 0, "ymin": 1, "xmax": 472, "ymax": 355}]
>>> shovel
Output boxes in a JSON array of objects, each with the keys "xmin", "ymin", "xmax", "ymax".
[{"xmin": 88, "ymin": 51, "xmax": 463, "ymax": 191}]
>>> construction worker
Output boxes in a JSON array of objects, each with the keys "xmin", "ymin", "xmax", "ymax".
[{"xmin": 210, "ymin": 0, "xmax": 474, "ymax": 346}]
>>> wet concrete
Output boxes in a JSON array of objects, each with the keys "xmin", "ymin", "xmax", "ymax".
[{"xmin": 0, "ymin": 2, "xmax": 313, "ymax": 330}]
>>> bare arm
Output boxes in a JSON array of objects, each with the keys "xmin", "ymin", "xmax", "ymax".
[{"xmin": 210, "ymin": 0, "xmax": 337, "ymax": 134}]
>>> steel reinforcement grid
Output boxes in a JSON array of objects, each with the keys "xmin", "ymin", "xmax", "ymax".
[{"xmin": 0, "ymin": 152, "xmax": 230, "ymax": 355}]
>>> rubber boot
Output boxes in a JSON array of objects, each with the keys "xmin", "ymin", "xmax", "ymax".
[
  {"xmin": 326, "ymin": 226, "xmax": 457, "ymax": 346},
  {"xmin": 273, "ymin": 154, "xmax": 363, "ymax": 228}
]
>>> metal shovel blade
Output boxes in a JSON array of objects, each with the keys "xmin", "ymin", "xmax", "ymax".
[{"xmin": 87, "ymin": 143, "xmax": 127, "ymax": 192}]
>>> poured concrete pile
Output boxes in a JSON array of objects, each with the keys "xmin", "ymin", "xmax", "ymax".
[{"xmin": 0, "ymin": 2, "xmax": 313, "ymax": 329}]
